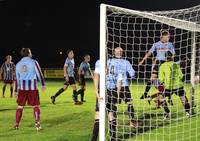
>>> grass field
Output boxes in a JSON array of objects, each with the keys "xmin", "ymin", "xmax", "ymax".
[{"xmin": 0, "ymin": 81, "xmax": 199, "ymax": 141}]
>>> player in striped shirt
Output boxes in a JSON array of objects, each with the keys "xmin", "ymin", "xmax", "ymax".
[
  {"xmin": 0, "ymin": 55, "xmax": 15, "ymax": 98},
  {"xmin": 14, "ymin": 48, "xmax": 45, "ymax": 130},
  {"xmin": 139, "ymin": 30, "xmax": 175, "ymax": 103},
  {"xmin": 78, "ymin": 54, "xmax": 93, "ymax": 102},
  {"xmin": 51, "ymin": 50, "xmax": 83, "ymax": 105}
]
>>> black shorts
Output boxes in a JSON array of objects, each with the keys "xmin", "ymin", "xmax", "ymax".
[
  {"xmin": 64, "ymin": 77, "xmax": 76, "ymax": 86},
  {"xmin": 119, "ymin": 86, "xmax": 132, "ymax": 103},
  {"xmin": 79, "ymin": 74, "xmax": 86, "ymax": 86},
  {"xmin": 162, "ymin": 87, "xmax": 185, "ymax": 97},
  {"xmin": 106, "ymin": 89, "xmax": 118, "ymax": 113},
  {"xmin": 95, "ymin": 98, "xmax": 99, "ymax": 112},
  {"xmin": 152, "ymin": 60, "xmax": 166, "ymax": 75}
]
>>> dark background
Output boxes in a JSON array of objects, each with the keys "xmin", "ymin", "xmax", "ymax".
[{"xmin": 0, "ymin": 0, "xmax": 200, "ymax": 68}]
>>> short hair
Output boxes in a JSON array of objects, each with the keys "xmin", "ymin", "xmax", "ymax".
[
  {"xmin": 66, "ymin": 50, "xmax": 73, "ymax": 56},
  {"xmin": 21, "ymin": 48, "xmax": 31, "ymax": 57},
  {"xmin": 84, "ymin": 54, "xmax": 90, "ymax": 58},
  {"xmin": 161, "ymin": 30, "xmax": 169, "ymax": 37},
  {"xmin": 6, "ymin": 55, "xmax": 11, "ymax": 60}
]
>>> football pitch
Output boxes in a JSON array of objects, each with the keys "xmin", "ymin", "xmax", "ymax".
[{"xmin": 0, "ymin": 81, "xmax": 199, "ymax": 141}]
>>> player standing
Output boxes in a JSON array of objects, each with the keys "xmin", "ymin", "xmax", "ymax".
[
  {"xmin": 90, "ymin": 60, "xmax": 101, "ymax": 141},
  {"xmin": 113, "ymin": 47, "xmax": 137, "ymax": 128},
  {"xmin": 51, "ymin": 50, "xmax": 83, "ymax": 105},
  {"xmin": 14, "ymin": 48, "xmax": 45, "ymax": 130},
  {"xmin": 0, "ymin": 55, "xmax": 15, "ymax": 98},
  {"xmin": 159, "ymin": 51, "xmax": 191, "ymax": 118},
  {"xmin": 78, "ymin": 54, "xmax": 93, "ymax": 102},
  {"xmin": 90, "ymin": 58, "xmax": 122, "ymax": 141},
  {"xmin": 139, "ymin": 30, "xmax": 175, "ymax": 102},
  {"xmin": 106, "ymin": 57, "xmax": 123, "ymax": 141}
]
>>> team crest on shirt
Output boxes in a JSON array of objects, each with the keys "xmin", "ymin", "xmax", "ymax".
[{"xmin": 21, "ymin": 65, "xmax": 28, "ymax": 73}]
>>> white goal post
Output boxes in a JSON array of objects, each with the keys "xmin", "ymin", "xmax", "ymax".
[{"xmin": 99, "ymin": 3, "xmax": 200, "ymax": 141}]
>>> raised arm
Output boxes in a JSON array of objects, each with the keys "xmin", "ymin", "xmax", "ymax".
[{"xmin": 139, "ymin": 44, "xmax": 155, "ymax": 65}]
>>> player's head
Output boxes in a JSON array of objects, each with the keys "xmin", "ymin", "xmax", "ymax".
[
  {"xmin": 114, "ymin": 47, "xmax": 123, "ymax": 58},
  {"xmin": 6, "ymin": 55, "xmax": 12, "ymax": 62},
  {"xmin": 166, "ymin": 51, "xmax": 173, "ymax": 61},
  {"xmin": 84, "ymin": 54, "xmax": 90, "ymax": 62},
  {"xmin": 160, "ymin": 30, "xmax": 170, "ymax": 43},
  {"xmin": 67, "ymin": 50, "xmax": 74, "ymax": 59},
  {"xmin": 20, "ymin": 48, "xmax": 32, "ymax": 58}
]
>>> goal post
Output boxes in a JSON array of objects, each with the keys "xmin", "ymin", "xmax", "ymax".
[
  {"xmin": 190, "ymin": 31, "xmax": 197, "ymax": 115},
  {"xmin": 99, "ymin": 3, "xmax": 200, "ymax": 141},
  {"xmin": 99, "ymin": 4, "xmax": 107, "ymax": 141}
]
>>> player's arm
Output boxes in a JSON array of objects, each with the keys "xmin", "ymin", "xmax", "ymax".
[
  {"xmin": 93, "ymin": 72, "xmax": 101, "ymax": 100},
  {"xmin": 158, "ymin": 64, "xmax": 165, "ymax": 84},
  {"xmin": 13, "ymin": 64, "xmax": 16, "ymax": 80},
  {"xmin": 139, "ymin": 44, "xmax": 155, "ymax": 65},
  {"xmin": 117, "ymin": 73, "xmax": 123, "ymax": 96},
  {"xmin": 177, "ymin": 64, "xmax": 184, "ymax": 81},
  {"xmin": 127, "ymin": 61, "xmax": 135, "ymax": 79},
  {"xmin": 169, "ymin": 43, "xmax": 176, "ymax": 59},
  {"xmin": 14, "ymin": 66, "xmax": 20, "ymax": 97},
  {"xmin": 88, "ymin": 65, "xmax": 94, "ymax": 80},
  {"xmin": 63, "ymin": 63, "xmax": 69, "ymax": 82},
  {"xmin": 35, "ymin": 61, "xmax": 45, "ymax": 91},
  {"xmin": 0, "ymin": 64, "xmax": 4, "ymax": 80}
]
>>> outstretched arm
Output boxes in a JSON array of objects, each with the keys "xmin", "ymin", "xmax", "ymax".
[{"xmin": 139, "ymin": 51, "xmax": 152, "ymax": 65}]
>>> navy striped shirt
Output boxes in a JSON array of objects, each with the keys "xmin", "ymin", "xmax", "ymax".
[{"xmin": 1, "ymin": 62, "xmax": 15, "ymax": 80}]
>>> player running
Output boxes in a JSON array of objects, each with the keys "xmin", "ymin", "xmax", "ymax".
[
  {"xmin": 51, "ymin": 50, "xmax": 83, "ymax": 105},
  {"xmin": 14, "ymin": 48, "xmax": 45, "ymax": 130},
  {"xmin": 78, "ymin": 54, "xmax": 93, "ymax": 102},
  {"xmin": 159, "ymin": 51, "xmax": 191, "ymax": 118},
  {"xmin": 139, "ymin": 30, "xmax": 175, "ymax": 104},
  {"xmin": 113, "ymin": 47, "xmax": 137, "ymax": 128},
  {"xmin": 0, "ymin": 55, "xmax": 15, "ymax": 98}
]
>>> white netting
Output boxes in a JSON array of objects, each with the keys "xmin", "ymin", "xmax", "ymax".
[{"xmin": 102, "ymin": 4, "xmax": 200, "ymax": 141}]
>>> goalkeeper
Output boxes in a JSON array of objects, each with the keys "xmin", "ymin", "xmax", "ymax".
[{"xmin": 159, "ymin": 51, "xmax": 191, "ymax": 118}]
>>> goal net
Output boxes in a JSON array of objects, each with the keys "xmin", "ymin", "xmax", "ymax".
[{"xmin": 99, "ymin": 4, "xmax": 200, "ymax": 141}]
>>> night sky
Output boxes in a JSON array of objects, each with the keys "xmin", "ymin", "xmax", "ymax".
[{"xmin": 0, "ymin": 0, "xmax": 200, "ymax": 68}]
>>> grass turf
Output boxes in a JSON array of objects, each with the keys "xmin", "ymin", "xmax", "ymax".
[{"xmin": 0, "ymin": 81, "xmax": 199, "ymax": 141}]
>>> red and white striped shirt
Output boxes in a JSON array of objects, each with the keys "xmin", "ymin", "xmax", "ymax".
[{"xmin": 15, "ymin": 57, "xmax": 45, "ymax": 92}]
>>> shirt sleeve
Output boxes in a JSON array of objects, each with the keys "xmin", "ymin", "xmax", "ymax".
[
  {"xmin": 94, "ymin": 60, "xmax": 100, "ymax": 74},
  {"xmin": 34, "ymin": 61, "xmax": 45, "ymax": 87},
  {"xmin": 79, "ymin": 62, "xmax": 84, "ymax": 71},
  {"xmin": 170, "ymin": 43, "xmax": 175, "ymax": 55},
  {"xmin": 64, "ymin": 59, "xmax": 68, "ymax": 66},
  {"xmin": 126, "ymin": 61, "xmax": 135, "ymax": 78},
  {"xmin": 177, "ymin": 64, "xmax": 183, "ymax": 80},
  {"xmin": 149, "ymin": 43, "xmax": 156, "ymax": 53},
  {"xmin": 15, "ymin": 65, "xmax": 20, "ymax": 92}
]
